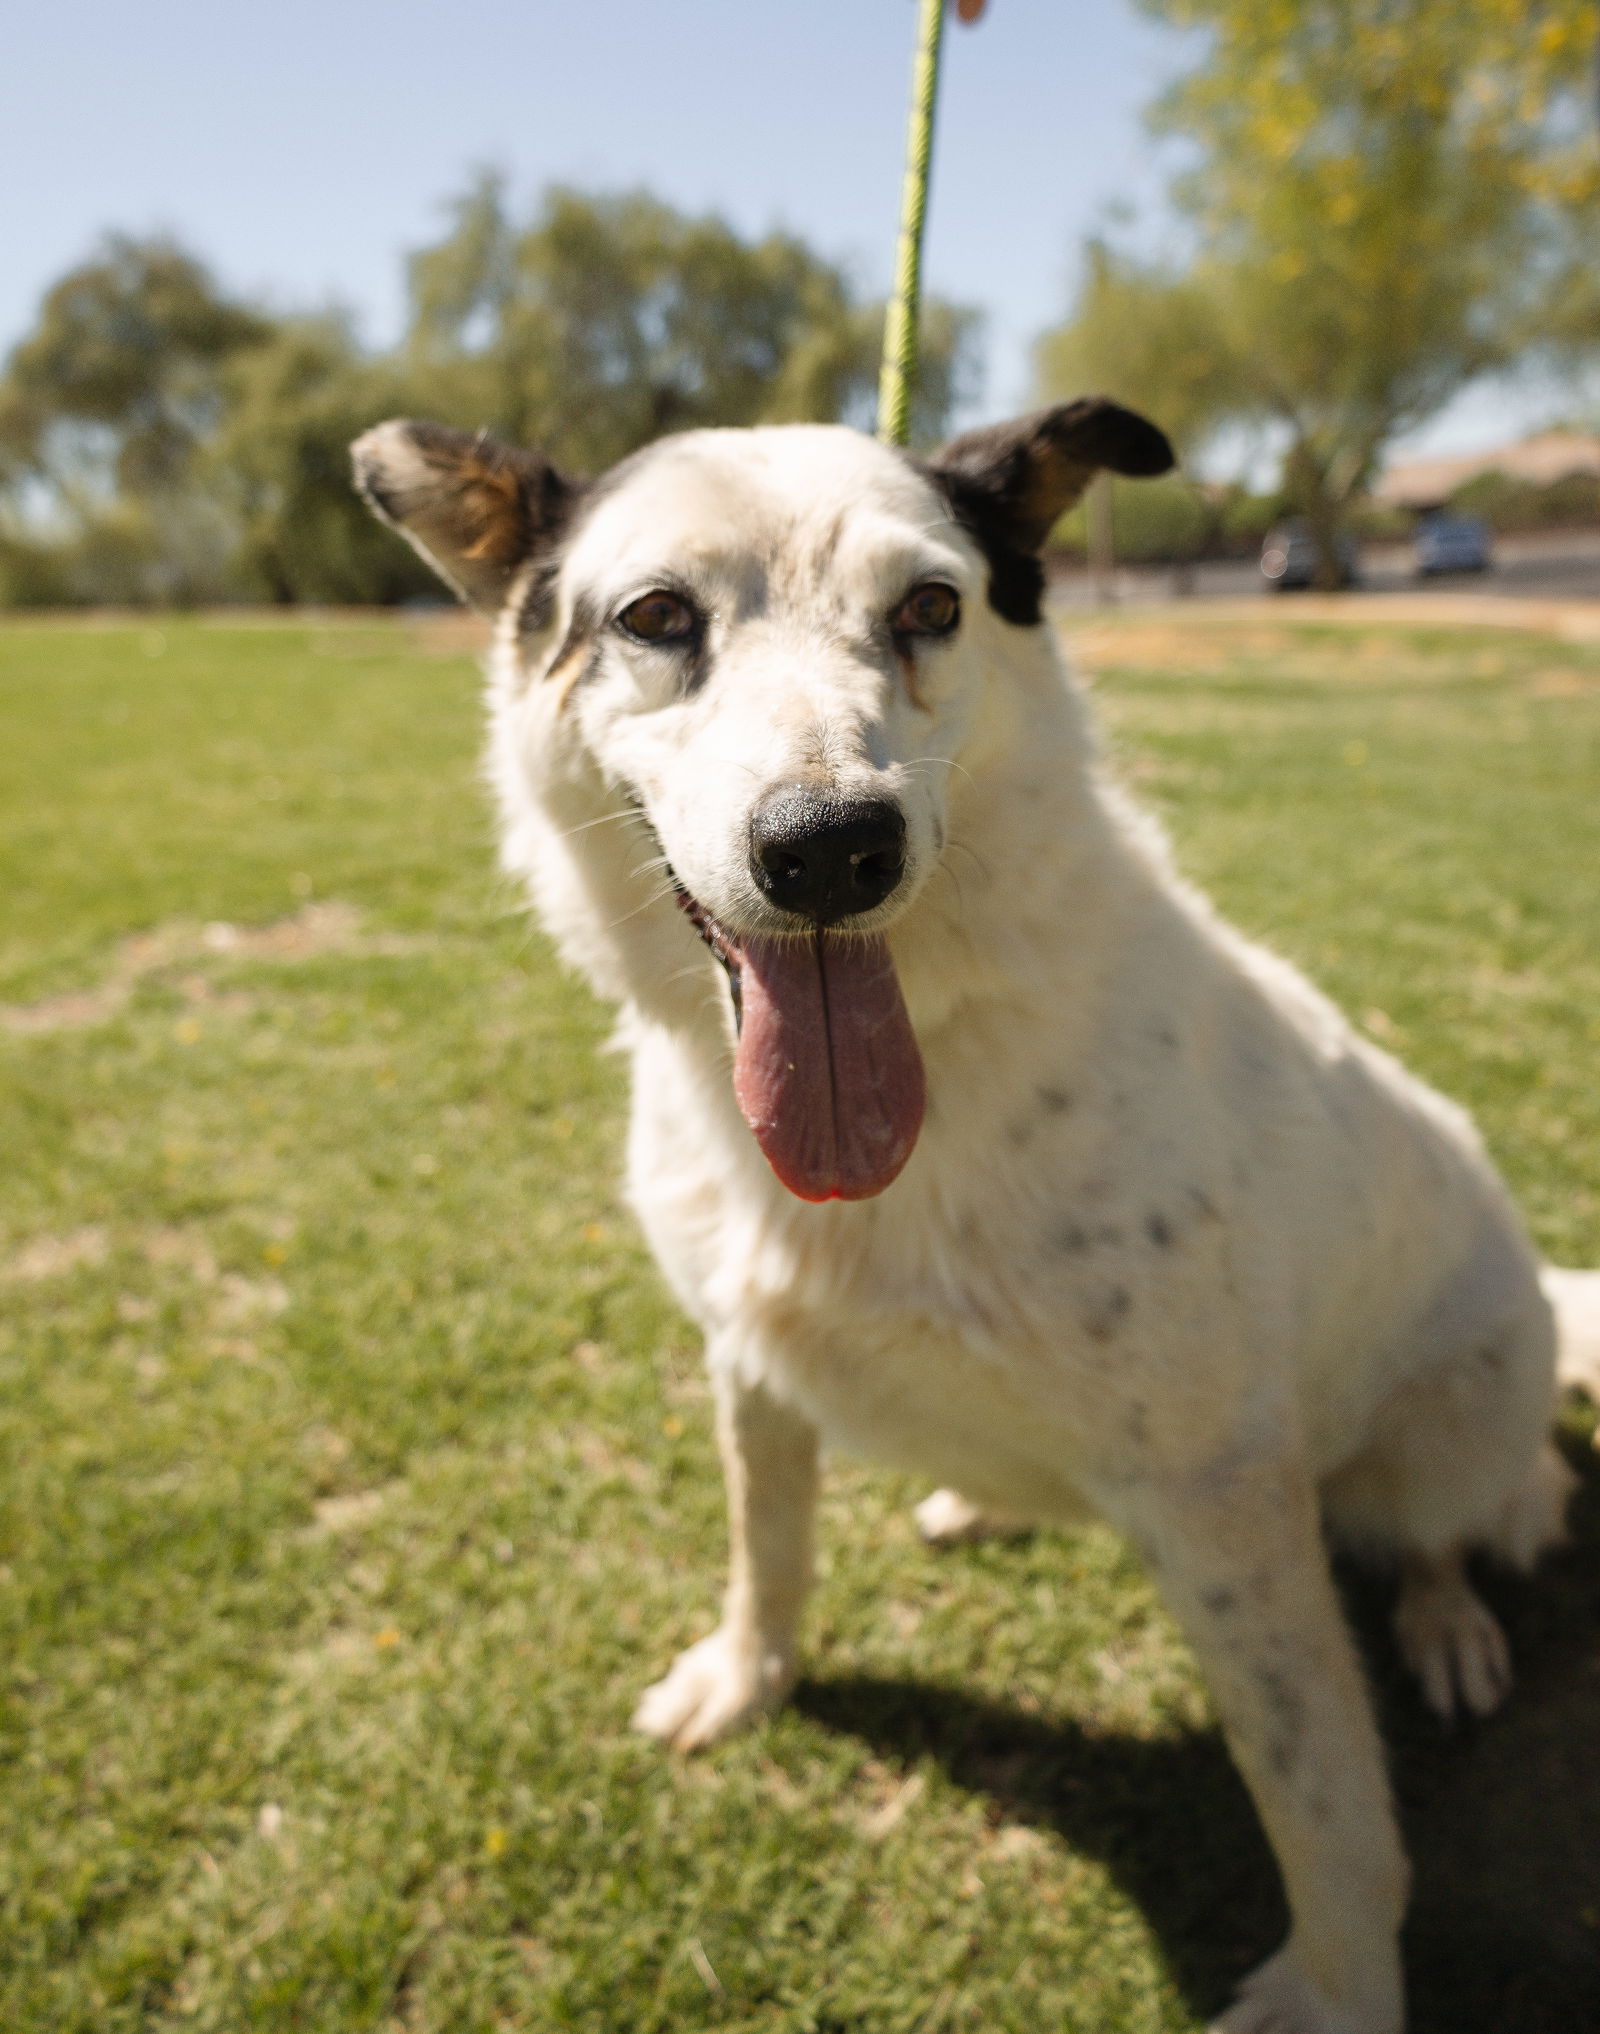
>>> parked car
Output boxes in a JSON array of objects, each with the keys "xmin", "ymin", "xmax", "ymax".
[
  {"xmin": 1414, "ymin": 510, "xmax": 1492, "ymax": 577},
  {"xmin": 1259, "ymin": 518, "xmax": 1360, "ymax": 591}
]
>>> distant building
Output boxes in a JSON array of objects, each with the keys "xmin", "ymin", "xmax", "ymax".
[{"xmin": 1377, "ymin": 431, "xmax": 1600, "ymax": 510}]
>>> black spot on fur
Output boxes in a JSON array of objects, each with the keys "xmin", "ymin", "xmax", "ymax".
[
  {"xmin": 1200, "ymin": 1585, "xmax": 1239, "ymax": 1616},
  {"xmin": 1146, "ymin": 1212, "xmax": 1175, "ymax": 1250},
  {"xmin": 1082, "ymin": 1285, "xmax": 1131, "ymax": 1342},
  {"xmin": 1012, "ymin": 1085, "xmax": 1074, "ymax": 1149},
  {"xmin": 1253, "ymin": 1662, "xmax": 1307, "ymax": 1777}
]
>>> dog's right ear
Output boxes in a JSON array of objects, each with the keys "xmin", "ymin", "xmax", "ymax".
[
  {"xmin": 924, "ymin": 399, "xmax": 1174, "ymax": 625},
  {"xmin": 351, "ymin": 420, "xmax": 580, "ymax": 615}
]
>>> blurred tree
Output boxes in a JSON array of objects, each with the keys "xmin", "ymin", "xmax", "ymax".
[
  {"xmin": 402, "ymin": 176, "xmax": 977, "ymax": 467},
  {"xmin": 1037, "ymin": 237, "xmax": 1246, "ymax": 581},
  {"xmin": 1039, "ymin": 0, "xmax": 1600, "ymax": 585},
  {"xmin": 210, "ymin": 179, "xmax": 975, "ymax": 604},
  {"xmin": 205, "ymin": 319, "xmax": 441, "ymax": 605},
  {"xmin": 0, "ymin": 185, "xmax": 979, "ymax": 606},
  {"xmin": 0, "ymin": 237, "xmax": 272, "ymax": 601},
  {"xmin": 1038, "ymin": 239, "xmax": 1240, "ymax": 461},
  {"xmin": 0, "ymin": 235, "xmax": 271, "ymax": 494}
]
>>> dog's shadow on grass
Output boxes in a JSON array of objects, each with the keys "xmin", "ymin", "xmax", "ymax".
[{"xmin": 795, "ymin": 1432, "xmax": 1600, "ymax": 2034}]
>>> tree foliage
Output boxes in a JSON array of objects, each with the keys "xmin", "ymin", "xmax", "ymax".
[
  {"xmin": 1038, "ymin": 240, "xmax": 1240, "ymax": 462},
  {"xmin": 0, "ymin": 238, "xmax": 273, "ymax": 603},
  {"xmin": 402, "ymin": 177, "xmax": 971, "ymax": 468},
  {"xmin": 203, "ymin": 319, "xmax": 432, "ymax": 607},
  {"xmin": 0, "ymin": 185, "xmax": 978, "ymax": 606},
  {"xmin": 1039, "ymin": 0, "xmax": 1600, "ymax": 581},
  {"xmin": 0, "ymin": 236, "xmax": 271, "ymax": 498}
]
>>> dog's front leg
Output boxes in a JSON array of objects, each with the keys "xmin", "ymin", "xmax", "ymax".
[
  {"xmin": 1130, "ymin": 1454, "xmax": 1409, "ymax": 2034},
  {"xmin": 632, "ymin": 1356, "xmax": 818, "ymax": 1751}
]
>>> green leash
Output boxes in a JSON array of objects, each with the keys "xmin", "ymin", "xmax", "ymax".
[{"xmin": 876, "ymin": 0, "xmax": 950, "ymax": 447}]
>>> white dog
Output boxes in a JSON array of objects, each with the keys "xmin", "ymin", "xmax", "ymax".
[{"xmin": 353, "ymin": 403, "xmax": 1600, "ymax": 2034}]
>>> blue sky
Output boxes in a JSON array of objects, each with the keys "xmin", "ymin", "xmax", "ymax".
[{"xmin": 0, "ymin": 0, "xmax": 1554, "ymax": 456}]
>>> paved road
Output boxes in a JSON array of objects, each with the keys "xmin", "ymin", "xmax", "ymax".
[{"xmin": 1050, "ymin": 527, "xmax": 1600, "ymax": 609}]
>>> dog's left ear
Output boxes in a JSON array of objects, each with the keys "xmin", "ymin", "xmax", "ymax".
[
  {"xmin": 924, "ymin": 398, "xmax": 1174, "ymax": 623},
  {"xmin": 351, "ymin": 419, "xmax": 581, "ymax": 615}
]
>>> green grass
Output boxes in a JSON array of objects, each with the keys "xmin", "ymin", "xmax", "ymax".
[{"xmin": 0, "ymin": 611, "xmax": 1597, "ymax": 2032}]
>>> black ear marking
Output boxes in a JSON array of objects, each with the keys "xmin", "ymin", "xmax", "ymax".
[
  {"xmin": 922, "ymin": 398, "xmax": 1175, "ymax": 625},
  {"xmin": 350, "ymin": 419, "xmax": 582, "ymax": 617}
]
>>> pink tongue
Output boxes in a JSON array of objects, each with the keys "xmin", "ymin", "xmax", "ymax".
[{"xmin": 732, "ymin": 933, "xmax": 925, "ymax": 1202}]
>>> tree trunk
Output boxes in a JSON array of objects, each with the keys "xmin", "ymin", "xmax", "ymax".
[
  {"xmin": 1285, "ymin": 440, "xmax": 1347, "ymax": 592},
  {"xmin": 1088, "ymin": 471, "xmax": 1116, "ymax": 605},
  {"xmin": 1173, "ymin": 480, "xmax": 1231, "ymax": 598}
]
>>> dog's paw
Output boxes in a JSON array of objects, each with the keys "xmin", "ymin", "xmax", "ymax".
[
  {"xmin": 631, "ymin": 1628, "xmax": 794, "ymax": 1751},
  {"xmin": 914, "ymin": 1488, "xmax": 991, "ymax": 1544},
  {"xmin": 1212, "ymin": 1948, "xmax": 1400, "ymax": 2034},
  {"xmin": 913, "ymin": 1488, "xmax": 1025, "ymax": 1545},
  {"xmin": 1393, "ymin": 1568, "xmax": 1511, "ymax": 1720}
]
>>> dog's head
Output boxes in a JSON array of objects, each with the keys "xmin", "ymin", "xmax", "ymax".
[{"xmin": 352, "ymin": 403, "xmax": 1171, "ymax": 1203}]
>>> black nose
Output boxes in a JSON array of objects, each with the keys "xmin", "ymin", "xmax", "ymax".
[{"xmin": 749, "ymin": 784, "xmax": 906, "ymax": 925}]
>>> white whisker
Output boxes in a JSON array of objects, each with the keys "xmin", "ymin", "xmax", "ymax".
[
  {"xmin": 902, "ymin": 753, "xmax": 975, "ymax": 792},
  {"xmin": 946, "ymin": 837, "xmax": 990, "ymax": 884},
  {"xmin": 604, "ymin": 884, "xmax": 677, "ymax": 934},
  {"xmin": 554, "ymin": 808, "xmax": 644, "ymax": 843},
  {"xmin": 928, "ymin": 854, "xmax": 970, "ymax": 919}
]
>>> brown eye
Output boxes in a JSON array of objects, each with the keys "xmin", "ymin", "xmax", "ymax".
[
  {"xmin": 893, "ymin": 582, "xmax": 960, "ymax": 638},
  {"xmin": 617, "ymin": 590, "xmax": 698, "ymax": 645}
]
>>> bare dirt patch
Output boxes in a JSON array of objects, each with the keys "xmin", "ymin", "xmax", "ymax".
[
  {"xmin": 308, "ymin": 1486, "xmax": 404, "ymax": 1536},
  {"xmin": 1065, "ymin": 599, "xmax": 1600, "ymax": 690},
  {"xmin": 1068, "ymin": 621, "xmax": 1298, "ymax": 676},
  {"xmin": 1526, "ymin": 668, "xmax": 1600, "ymax": 697},
  {"xmin": 1, "ymin": 901, "xmax": 391, "ymax": 1035},
  {"xmin": 1065, "ymin": 593, "xmax": 1600, "ymax": 644},
  {"xmin": 1, "ymin": 1227, "xmax": 110, "ymax": 1283}
]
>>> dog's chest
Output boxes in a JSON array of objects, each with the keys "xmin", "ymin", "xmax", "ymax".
[
  {"xmin": 628, "ymin": 1008, "xmax": 1267, "ymax": 1421},
  {"xmin": 636, "ymin": 1113, "xmax": 1240, "ymax": 1511},
  {"xmin": 754, "ymin": 1299, "xmax": 1107, "ymax": 1520}
]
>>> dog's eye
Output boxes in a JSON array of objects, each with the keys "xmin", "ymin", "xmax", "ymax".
[
  {"xmin": 892, "ymin": 582, "xmax": 961, "ymax": 638},
  {"xmin": 617, "ymin": 590, "xmax": 698, "ymax": 645}
]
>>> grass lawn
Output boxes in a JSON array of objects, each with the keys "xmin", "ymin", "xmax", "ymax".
[{"xmin": 1, "ymin": 608, "xmax": 1597, "ymax": 2033}]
